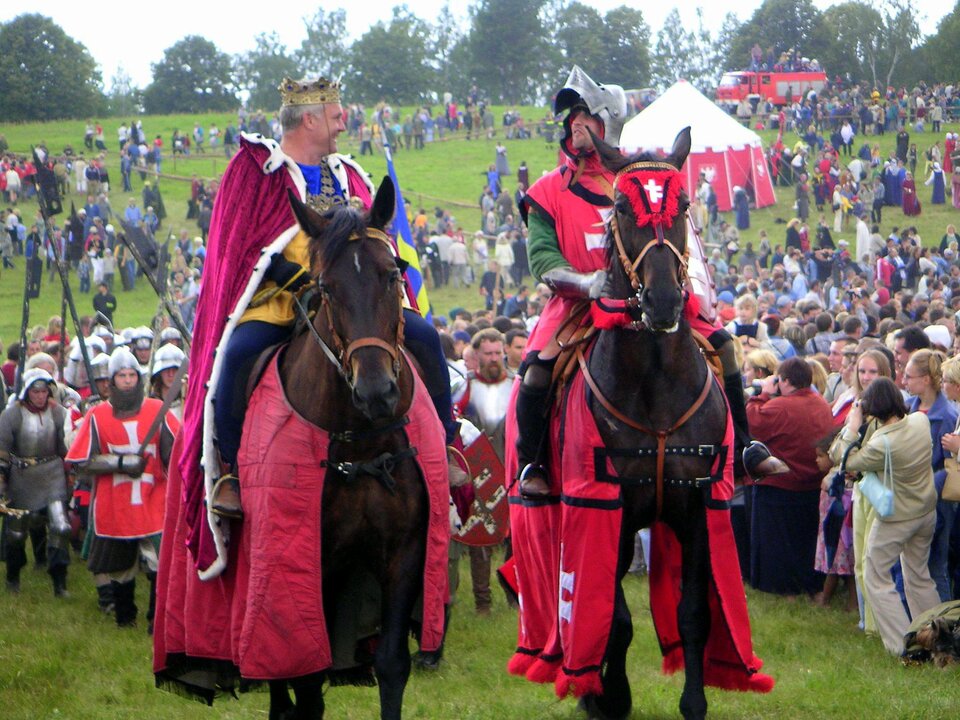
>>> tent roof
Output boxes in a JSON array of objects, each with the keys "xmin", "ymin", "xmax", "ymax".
[{"xmin": 620, "ymin": 80, "xmax": 763, "ymax": 154}]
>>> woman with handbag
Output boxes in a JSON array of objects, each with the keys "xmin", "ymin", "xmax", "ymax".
[
  {"xmin": 836, "ymin": 378, "xmax": 941, "ymax": 654},
  {"xmin": 904, "ymin": 350, "xmax": 958, "ymax": 603},
  {"xmin": 829, "ymin": 348, "xmax": 892, "ymax": 631}
]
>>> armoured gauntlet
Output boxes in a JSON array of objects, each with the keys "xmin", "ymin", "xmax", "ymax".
[{"xmin": 541, "ymin": 267, "xmax": 607, "ymax": 300}]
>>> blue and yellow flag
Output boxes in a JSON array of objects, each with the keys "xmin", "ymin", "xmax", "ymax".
[{"xmin": 380, "ymin": 125, "xmax": 430, "ymax": 319}]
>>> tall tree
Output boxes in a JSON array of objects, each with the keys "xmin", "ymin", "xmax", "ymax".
[
  {"xmin": 295, "ymin": 8, "xmax": 350, "ymax": 78},
  {"xmin": 105, "ymin": 68, "xmax": 142, "ymax": 117},
  {"xmin": 431, "ymin": 3, "xmax": 467, "ymax": 97},
  {"xmin": 650, "ymin": 9, "xmax": 703, "ymax": 91},
  {"xmin": 143, "ymin": 36, "xmax": 237, "ymax": 114},
  {"xmin": 599, "ymin": 6, "xmax": 651, "ymax": 89},
  {"xmin": 919, "ymin": 1, "xmax": 960, "ymax": 83},
  {"xmin": 347, "ymin": 6, "xmax": 436, "ymax": 105},
  {"xmin": 0, "ymin": 14, "xmax": 103, "ymax": 121},
  {"xmin": 236, "ymin": 32, "xmax": 299, "ymax": 112},
  {"xmin": 467, "ymin": 0, "xmax": 551, "ymax": 103},
  {"xmin": 861, "ymin": 0, "xmax": 921, "ymax": 89},
  {"xmin": 818, "ymin": 2, "xmax": 884, "ymax": 84},
  {"xmin": 725, "ymin": 0, "xmax": 830, "ymax": 72}
]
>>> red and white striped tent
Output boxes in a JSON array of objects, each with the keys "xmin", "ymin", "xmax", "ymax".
[{"xmin": 619, "ymin": 80, "xmax": 776, "ymax": 212}]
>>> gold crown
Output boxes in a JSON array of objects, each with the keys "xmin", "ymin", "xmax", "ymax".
[{"xmin": 278, "ymin": 76, "xmax": 341, "ymax": 107}]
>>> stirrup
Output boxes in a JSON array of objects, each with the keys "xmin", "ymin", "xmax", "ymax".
[
  {"xmin": 211, "ymin": 474, "xmax": 243, "ymax": 520},
  {"xmin": 518, "ymin": 464, "xmax": 551, "ymax": 498},
  {"xmin": 742, "ymin": 441, "xmax": 790, "ymax": 482}
]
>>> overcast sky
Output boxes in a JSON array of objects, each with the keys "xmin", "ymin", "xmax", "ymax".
[{"xmin": 2, "ymin": 1, "xmax": 951, "ymax": 90}]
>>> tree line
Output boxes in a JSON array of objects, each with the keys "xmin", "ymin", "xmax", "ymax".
[{"xmin": 0, "ymin": 0, "xmax": 957, "ymax": 122}]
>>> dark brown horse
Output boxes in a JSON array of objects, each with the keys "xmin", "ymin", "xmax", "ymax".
[
  {"xmin": 577, "ymin": 128, "xmax": 730, "ymax": 720},
  {"xmin": 267, "ymin": 178, "xmax": 429, "ymax": 720}
]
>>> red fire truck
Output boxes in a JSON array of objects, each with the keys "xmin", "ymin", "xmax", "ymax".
[{"xmin": 716, "ymin": 71, "xmax": 827, "ymax": 112}]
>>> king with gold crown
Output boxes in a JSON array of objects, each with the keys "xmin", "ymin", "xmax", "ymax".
[{"xmin": 173, "ymin": 74, "xmax": 380, "ymax": 576}]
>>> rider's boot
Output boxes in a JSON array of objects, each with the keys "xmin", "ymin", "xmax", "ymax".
[
  {"xmin": 211, "ymin": 472, "xmax": 243, "ymax": 520},
  {"xmin": 516, "ymin": 362, "xmax": 554, "ymax": 497}
]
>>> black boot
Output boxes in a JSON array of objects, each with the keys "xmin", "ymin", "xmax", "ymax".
[
  {"xmin": 51, "ymin": 565, "xmax": 69, "ymax": 598},
  {"xmin": 97, "ymin": 582, "xmax": 116, "ymax": 614},
  {"xmin": 5, "ymin": 544, "xmax": 25, "ymax": 593},
  {"xmin": 413, "ymin": 604, "xmax": 452, "ymax": 671},
  {"xmin": 515, "ymin": 381, "xmax": 552, "ymax": 497},
  {"xmin": 724, "ymin": 372, "xmax": 789, "ymax": 480},
  {"xmin": 146, "ymin": 571, "xmax": 157, "ymax": 635},
  {"xmin": 113, "ymin": 579, "xmax": 138, "ymax": 628},
  {"xmin": 5, "ymin": 566, "xmax": 21, "ymax": 594}
]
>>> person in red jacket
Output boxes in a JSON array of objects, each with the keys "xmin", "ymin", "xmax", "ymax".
[{"xmin": 747, "ymin": 356, "xmax": 835, "ymax": 597}]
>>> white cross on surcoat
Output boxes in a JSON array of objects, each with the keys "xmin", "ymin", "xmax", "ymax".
[{"xmin": 107, "ymin": 420, "xmax": 154, "ymax": 505}]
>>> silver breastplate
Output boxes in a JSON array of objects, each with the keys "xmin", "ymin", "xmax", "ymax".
[
  {"xmin": 467, "ymin": 378, "xmax": 514, "ymax": 435},
  {"xmin": 16, "ymin": 407, "xmax": 61, "ymax": 458}
]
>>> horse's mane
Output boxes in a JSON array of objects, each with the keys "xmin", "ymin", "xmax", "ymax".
[{"xmin": 310, "ymin": 205, "xmax": 368, "ymax": 274}]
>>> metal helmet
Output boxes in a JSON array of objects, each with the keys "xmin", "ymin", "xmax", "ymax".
[
  {"xmin": 68, "ymin": 335, "xmax": 107, "ymax": 362},
  {"xmin": 108, "ymin": 347, "xmax": 143, "ymax": 377},
  {"xmin": 130, "ymin": 325, "xmax": 155, "ymax": 352},
  {"xmin": 19, "ymin": 368, "xmax": 57, "ymax": 400},
  {"xmin": 152, "ymin": 344, "xmax": 186, "ymax": 377},
  {"xmin": 160, "ymin": 327, "xmax": 183, "ymax": 345},
  {"xmin": 554, "ymin": 65, "xmax": 628, "ymax": 146},
  {"xmin": 90, "ymin": 353, "xmax": 111, "ymax": 381},
  {"xmin": 92, "ymin": 324, "xmax": 113, "ymax": 340}
]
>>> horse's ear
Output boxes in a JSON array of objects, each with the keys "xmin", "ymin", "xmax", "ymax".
[
  {"xmin": 287, "ymin": 188, "xmax": 326, "ymax": 238},
  {"xmin": 668, "ymin": 127, "xmax": 692, "ymax": 170},
  {"xmin": 369, "ymin": 176, "xmax": 396, "ymax": 231},
  {"xmin": 589, "ymin": 129, "xmax": 629, "ymax": 173}
]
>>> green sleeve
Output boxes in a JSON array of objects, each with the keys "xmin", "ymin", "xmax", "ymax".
[{"xmin": 527, "ymin": 209, "xmax": 571, "ymax": 282}]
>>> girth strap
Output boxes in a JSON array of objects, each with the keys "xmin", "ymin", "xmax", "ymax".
[
  {"xmin": 322, "ymin": 446, "xmax": 419, "ymax": 495},
  {"xmin": 576, "ymin": 345, "xmax": 714, "ymax": 519}
]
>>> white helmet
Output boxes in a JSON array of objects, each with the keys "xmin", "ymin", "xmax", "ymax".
[
  {"xmin": 152, "ymin": 344, "xmax": 186, "ymax": 377},
  {"xmin": 90, "ymin": 353, "xmax": 111, "ymax": 381},
  {"xmin": 159, "ymin": 327, "xmax": 182, "ymax": 344},
  {"xmin": 108, "ymin": 347, "xmax": 143, "ymax": 377},
  {"xmin": 19, "ymin": 368, "xmax": 56, "ymax": 400},
  {"xmin": 130, "ymin": 325, "xmax": 154, "ymax": 352},
  {"xmin": 68, "ymin": 335, "xmax": 106, "ymax": 362},
  {"xmin": 92, "ymin": 324, "xmax": 113, "ymax": 340}
]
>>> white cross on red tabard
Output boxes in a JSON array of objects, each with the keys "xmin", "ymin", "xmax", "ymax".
[{"xmin": 107, "ymin": 420, "xmax": 154, "ymax": 505}]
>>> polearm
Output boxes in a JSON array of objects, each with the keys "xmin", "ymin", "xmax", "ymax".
[
  {"xmin": 118, "ymin": 224, "xmax": 192, "ymax": 348},
  {"xmin": 59, "ymin": 285, "xmax": 67, "ymax": 375},
  {"xmin": 32, "ymin": 147, "xmax": 99, "ymax": 399},
  {"xmin": 15, "ymin": 226, "xmax": 36, "ymax": 396}
]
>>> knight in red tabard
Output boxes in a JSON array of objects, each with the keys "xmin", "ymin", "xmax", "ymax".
[
  {"xmin": 67, "ymin": 348, "xmax": 180, "ymax": 629},
  {"xmin": 516, "ymin": 66, "xmax": 783, "ymax": 498}
]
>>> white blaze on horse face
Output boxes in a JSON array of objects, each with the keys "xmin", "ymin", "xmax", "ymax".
[
  {"xmin": 585, "ymin": 206, "xmax": 614, "ymax": 251},
  {"xmin": 354, "ymin": 247, "xmax": 362, "ymax": 275}
]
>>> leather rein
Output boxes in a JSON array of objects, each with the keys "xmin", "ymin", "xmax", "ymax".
[
  {"xmin": 293, "ymin": 227, "xmax": 406, "ymax": 389},
  {"xmin": 576, "ymin": 160, "xmax": 712, "ymax": 518}
]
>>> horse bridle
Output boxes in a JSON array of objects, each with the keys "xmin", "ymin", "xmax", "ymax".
[
  {"xmin": 295, "ymin": 227, "xmax": 406, "ymax": 387},
  {"xmin": 608, "ymin": 160, "xmax": 689, "ymax": 294}
]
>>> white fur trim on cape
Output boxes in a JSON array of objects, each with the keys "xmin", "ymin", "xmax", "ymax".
[{"xmin": 198, "ymin": 134, "xmax": 373, "ymax": 580}]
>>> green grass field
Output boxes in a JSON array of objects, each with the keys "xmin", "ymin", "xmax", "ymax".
[
  {"xmin": 2, "ymin": 111, "xmax": 960, "ymax": 718},
  {"xmin": 2, "ymin": 550, "xmax": 958, "ymax": 720}
]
